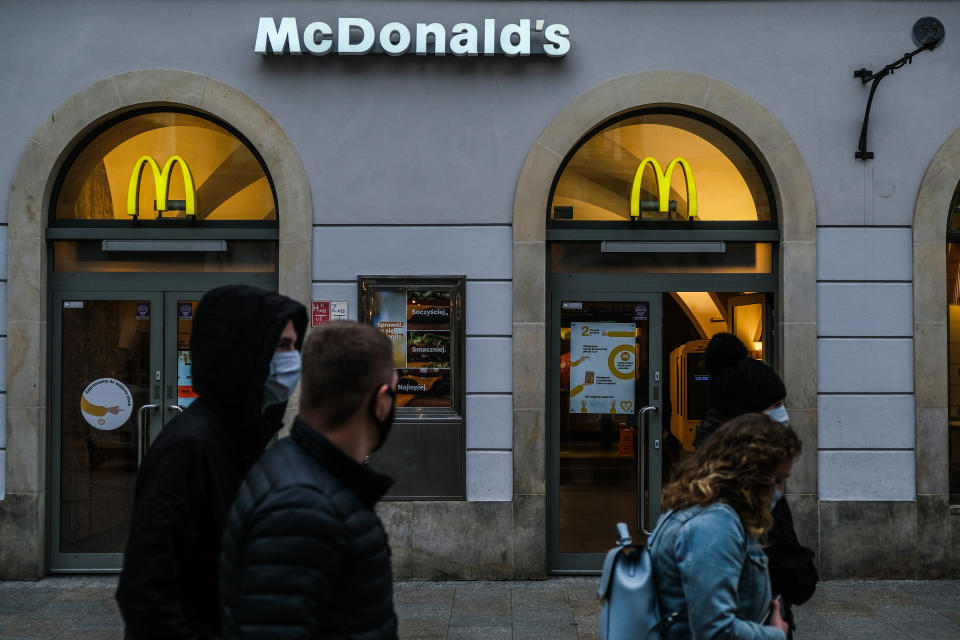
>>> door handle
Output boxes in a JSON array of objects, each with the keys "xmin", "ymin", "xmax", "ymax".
[
  {"xmin": 137, "ymin": 404, "xmax": 159, "ymax": 466},
  {"xmin": 638, "ymin": 405, "xmax": 658, "ymax": 535},
  {"xmin": 167, "ymin": 405, "xmax": 184, "ymax": 415}
]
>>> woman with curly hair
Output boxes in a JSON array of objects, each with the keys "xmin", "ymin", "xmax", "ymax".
[
  {"xmin": 648, "ymin": 413, "xmax": 801, "ymax": 640},
  {"xmin": 694, "ymin": 332, "xmax": 817, "ymax": 638}
]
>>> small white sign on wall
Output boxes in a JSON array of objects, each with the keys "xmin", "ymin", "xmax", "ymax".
[{"xmin": 331, "ymin": 301, "xmax": 348, "ymax": 320}]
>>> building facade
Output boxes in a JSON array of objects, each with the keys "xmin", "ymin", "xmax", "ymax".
[{"xmin": 1, "ymin": 0, "xmax": 959, "ymax": 580}]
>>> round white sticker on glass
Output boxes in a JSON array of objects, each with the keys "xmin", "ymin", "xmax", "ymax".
[{"xmin": 80, "ymin": 378, "xmax": 133, "ymax": 431}]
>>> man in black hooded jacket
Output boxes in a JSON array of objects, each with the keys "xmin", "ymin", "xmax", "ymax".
[{"xmin": 116, "ymin": 285, "xmax": 307, "ymax": 640}]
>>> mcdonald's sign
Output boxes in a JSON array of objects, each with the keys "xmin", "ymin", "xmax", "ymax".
[
  {"xmin": 126, "ymin": 155, "xmax": 197, "ymax": 218},
  {"xmin": 629, "ymin": 156, "xmax": 697, "ymax": 220}
]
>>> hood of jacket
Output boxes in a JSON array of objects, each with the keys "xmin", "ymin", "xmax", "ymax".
[{"xmin": 191, "ymin": 285, "xmax": 307, "ymax": 451}]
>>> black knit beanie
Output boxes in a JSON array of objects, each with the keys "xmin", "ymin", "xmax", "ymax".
[{"xmin": 704, "ymin": 332, "xmax": 786, "ymax": 418}]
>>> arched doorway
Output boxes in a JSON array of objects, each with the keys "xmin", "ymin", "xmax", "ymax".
[
  {"xmin": 510, "ymin": 71, "xmax": 817, "ymax": 574},
  {"xmin": 912, "ymin": 125, "xmax": 960, "ymax": 576},
  {"xmin": 49, "ymin": 107, "xmax": 280, "ymax": 570},
  {"xmin": 546, "ymin": 108, "xmax": 779, "ymax": 570},
  {"xmin": 2, "ymin": 70, "xmax": 310, "ymax": 578}
]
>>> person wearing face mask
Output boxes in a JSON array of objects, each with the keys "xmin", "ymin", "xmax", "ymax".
[
  {"xmin": 220, "ymin": 321, "xmax": 399, "ymax": 640},
  {"xmin": 116, "ymin": 285, "xmax": 307, "ymax": 640},
  {"xmin": 691, "ymin": 332, "xmax": 817, "ymax": 639}
]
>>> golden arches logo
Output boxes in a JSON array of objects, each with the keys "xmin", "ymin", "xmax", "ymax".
[
  {"xmin": 127, "ymin": 155, "xmax": 197, "ymax": 218},
  {"xmin": 629, "ymin": 156, "xmax": 697, "ymax": 220}
]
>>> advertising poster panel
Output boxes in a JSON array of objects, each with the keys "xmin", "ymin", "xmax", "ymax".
[
  {"xmin": 372, "ymin": 290, "xmax": 408, "ymax": 368},
  {"xmin": 568, "ymin": 322, "xmax": 637, "ymax": 414},
  {"xmin": 372, "ymin": 289, "xmax": 452, "ymax": 407}
]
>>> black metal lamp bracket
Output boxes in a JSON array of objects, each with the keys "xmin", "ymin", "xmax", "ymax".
[{"xmin": 854, "ymin": 17, "xmax": 944, "ymax": 160}]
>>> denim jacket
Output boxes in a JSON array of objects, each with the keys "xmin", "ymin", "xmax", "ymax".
[{"xmin": 648, "ymin": 503, "xmax": 785, "ymax": 640}]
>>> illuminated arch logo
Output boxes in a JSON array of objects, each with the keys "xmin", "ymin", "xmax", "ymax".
[
  {"xmin": 629, "ymin": 156, "xmax": 697, "ymax": 220},
  {"xmin": 127, "ymin": 155, "xmax": 197, "ymax": 218}
]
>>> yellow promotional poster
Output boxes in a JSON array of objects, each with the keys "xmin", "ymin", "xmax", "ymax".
[
  {"xmin": 629, "ymin": 156, "xmax": 697, "ymax": 220},
  {"xmin": 126, "ymin": 155, "xmax": 197, "ymax": 218},
  {"xmin": 568, "ymin": 322, "xmax": 636, "ymax": 414}
]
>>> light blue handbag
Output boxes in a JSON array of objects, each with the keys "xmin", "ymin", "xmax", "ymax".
[{"xmin": 598, "ymin": 522, "xmax": 681, "ymax": 640}]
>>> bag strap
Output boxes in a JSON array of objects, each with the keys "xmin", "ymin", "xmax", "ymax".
[
  {"xmin": 647, "ymin": 508, "xmax": 680, "ymax": 549},
  {"xmin": 645, "ymin": 510, "xmax": 686, "ymax": 637}
]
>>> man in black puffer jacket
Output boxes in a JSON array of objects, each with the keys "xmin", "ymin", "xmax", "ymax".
[
  {"xmin": 116, "ymin": 285, "xmax": 307, "ymax": 640},
  {"xmin": 220, "ymin": 321, "xmax": 398, "ymax": 640}
]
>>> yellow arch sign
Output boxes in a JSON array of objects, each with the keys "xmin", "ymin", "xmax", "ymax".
[
  {"xmin": 126, "ymin": 155, "xmax": 197, "ymax": 218},
  {"xmin": 629, "ymin": 156, "xmax": 697, "ymax": 220}
]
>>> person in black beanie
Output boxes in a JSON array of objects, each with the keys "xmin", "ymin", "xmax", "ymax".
[
  {"xmin": 693, "ymin": 332, "xmax": 788, "ymax": 448},
  {"xmin": 693, "ymin": 332, "xmax": 817, "ymax": 639}
]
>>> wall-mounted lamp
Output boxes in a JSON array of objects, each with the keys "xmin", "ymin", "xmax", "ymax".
[{"xmin": 854, "ymin": 17, "xmax": 944, "ymax": 159}]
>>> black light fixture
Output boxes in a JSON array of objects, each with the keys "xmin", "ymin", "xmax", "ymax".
[{"xmin": 853, "ymin": 17, "xmax": 945, "ymax": 160}]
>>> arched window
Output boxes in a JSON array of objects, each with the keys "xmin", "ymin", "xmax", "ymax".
[
  {"xmin": 549, "ymin": 110, "xmax": 773, "ymax": 225},
  {"xmin": 54, "ymin": 110, "xmax": 276, "ymax": 222}
]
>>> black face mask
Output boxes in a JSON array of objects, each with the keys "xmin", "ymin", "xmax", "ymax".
[{"xmin": 369, "ymin": 387, "xmax": 396, "ymax": 452}]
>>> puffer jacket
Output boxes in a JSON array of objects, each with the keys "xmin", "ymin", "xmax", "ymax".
[
  {"xmin": 220, "ymin": 418, "xmax": 397, "ymax": 640},
  {"xmin": 116, "ymin": 285, "xmax": 307, "ymax": 640}
]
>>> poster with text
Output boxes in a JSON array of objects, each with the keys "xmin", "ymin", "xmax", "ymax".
[
  {"xmin": 406, "ymin": 290, "xmax": 451, "ymax": 330},
  {"xmin": 371, "ymin": 288, "xmax": 454, "ymax": 407},
  {"xmin": 402, "ymin": 290, "xmax": 452, "ymax": 406},
  {"xmin": 372, "ymin": 290, "xmax": 408, "ymax": 368},
  {"xmin": 407, "ymin": 331, "xmax": 450, "ymax": 369},
  {"xmin": 569, "ymin": 322, "xmax": 637, "ymax": 414},
  {"xmin": 396, "ymin": 368, "xmax": 451, "ymax": 407}
]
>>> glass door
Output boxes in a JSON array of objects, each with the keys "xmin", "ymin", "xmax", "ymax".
[
  {"xmin": 550, "ymin": 292, "xmax": 662, "ymax": 572},
  {"xmin": 52, "ymin": 292, "xmax": 162, "ymax": 570},
  {"xmin": 50, "ymin": 290, "xmax": 205, "ymax": 571}
]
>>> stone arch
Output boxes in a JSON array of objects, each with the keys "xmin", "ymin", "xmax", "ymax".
[
  {"xmin": 912, "ymin": 128, "xmax": 960, "ymax": 501},
  {"xmin": 510, "ymin": 71, "xmax": 817, "ymax": 573},
  {"xmin": 2, "ymin": 69, "xmax": 310, "ymax": 577}
]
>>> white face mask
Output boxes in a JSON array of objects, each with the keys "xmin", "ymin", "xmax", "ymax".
[
  {"xmin": 770, "ymin": 486, "xmax": 784, "ymax": 510},
  {"xmin": 764, "ymin": 404, "xmax": 790, "ymax": 425},
  {"xmin": 262, "ymin": 350, "xmax": 301, "ymax": 409}
]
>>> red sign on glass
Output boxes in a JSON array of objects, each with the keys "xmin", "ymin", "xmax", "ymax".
[{"xmin": 312, "ymin": 301, "xmax": 330, "ymax": 327}]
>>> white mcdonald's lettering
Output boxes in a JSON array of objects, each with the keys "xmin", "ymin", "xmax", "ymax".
[{"xmin": 254, "ymin": 17, "xmax": 571, "ymax": 57}]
